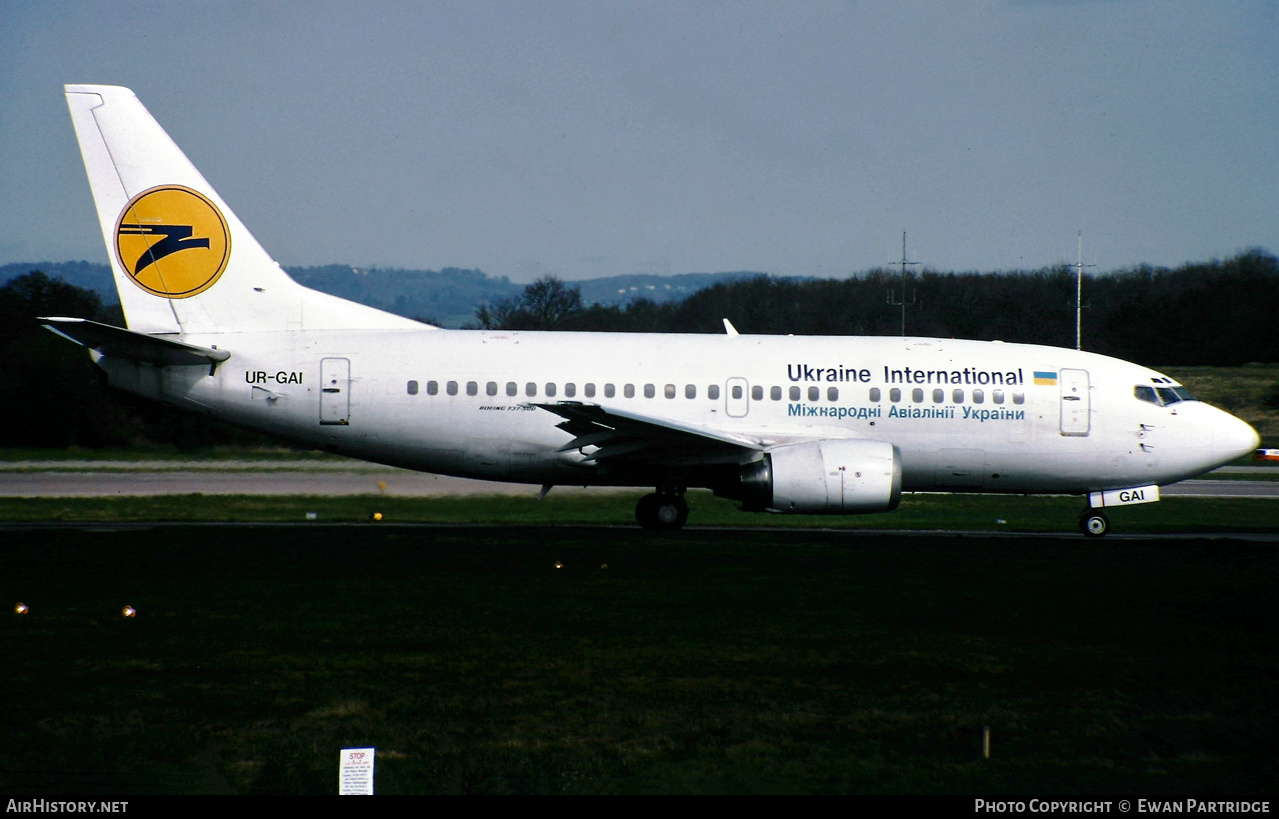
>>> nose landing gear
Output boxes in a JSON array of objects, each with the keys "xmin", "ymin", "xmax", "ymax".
[
  {"xmin": 1079, "ymin": 509, "xmax": 1110, "ymax": 537},
  {"xmin": 636, "ymin": 490, "xmax": 689, "ymax": 530}
]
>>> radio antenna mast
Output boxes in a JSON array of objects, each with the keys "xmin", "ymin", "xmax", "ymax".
[
  {"xmin": 1074, "ymin": 231, "xmax": 1096, "ymax": 350},
  {"xmin": 887, "ymin": 231, "xmax": 919, "ymax": 336}
]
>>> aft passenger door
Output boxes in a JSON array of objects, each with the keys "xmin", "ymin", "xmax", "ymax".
[
  {"xmin": 319, "ymin": 357, "xmax": 350, "ymax": 425},
  {"xmin": 1059, "ymin": 368, "xmax": 1090, "ymax": 436}
]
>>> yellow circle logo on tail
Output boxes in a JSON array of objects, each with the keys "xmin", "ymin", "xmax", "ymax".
[{"xmin": 115, "ymin": 186, "xmax": 231, "ymax": 299}]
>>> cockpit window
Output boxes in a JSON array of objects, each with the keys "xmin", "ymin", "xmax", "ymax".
[
  {"xmin": 1159, "ymin": 386, "xmax": 1196, "ymax": 404},
  {"xmin": 1135, "ymin": 384, "xmax": 1196, "ymax": 406}
]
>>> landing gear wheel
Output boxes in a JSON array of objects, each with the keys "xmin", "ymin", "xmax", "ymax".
[
  {"xmin": 636, "ymin": 493, "xmax": 689, "ymax": 531},
  {"xmin": 1080, "ymin": 510, "xmax": 1109, "ymax": 538}
]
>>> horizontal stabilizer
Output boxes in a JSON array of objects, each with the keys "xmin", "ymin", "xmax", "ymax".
[{"xmin": 41, "ymin": 317, "xmax": 230, "ymax": 366}]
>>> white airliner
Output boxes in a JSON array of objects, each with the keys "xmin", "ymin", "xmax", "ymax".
[{"xmin": 47, "ymin": 85, "xmax": 1259, "ymax": 535}]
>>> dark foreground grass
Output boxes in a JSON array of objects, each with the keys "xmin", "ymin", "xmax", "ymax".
[
  {"xmin": 0, "ymin": 491, "xmax": 1276, "ymax": 534},
  {"xmin": 1, "ymin": 525, "xmax": 1275, "ymax": 795}
]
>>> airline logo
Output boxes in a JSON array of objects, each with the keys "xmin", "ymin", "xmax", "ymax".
[
  {"xmin": 1033, "ymin": 371, "xmax": 1058, "ymax": 386},
  {"xmin": 114, "ymin": 186, "xmax": 230, "ymax": 299}
]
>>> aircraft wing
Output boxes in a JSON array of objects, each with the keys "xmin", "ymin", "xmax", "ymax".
[
  {"xmin": 534, "ymin": 401, "xmax": 764, "ymax": 467},
  {"xmin": 41, "ymin": 317, "xmax": 230, "ymax": 367}
]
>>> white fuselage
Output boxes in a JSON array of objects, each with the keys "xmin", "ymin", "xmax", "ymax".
[{"xmin": 98, "ymin": 328, "xmax": 1256, "ymax": 495}]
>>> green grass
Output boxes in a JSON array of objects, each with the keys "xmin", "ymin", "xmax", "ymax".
[
  {"xmin": 1199, "ymin": 470, "xmax": 1279, "ymax": 481},
  {"xmin": 1169, "ymin": 364, "xmax": 1279, "ymax": 442},
  {"xmin": 1, "ymin": 491, "xmax": 1275, "ymax": 534},
  {"xmin": 2, "ymin": 525, "xmax": 1275, "ymax": 794}
]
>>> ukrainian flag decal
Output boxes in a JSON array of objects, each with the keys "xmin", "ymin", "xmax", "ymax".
[{"xmin": 1034, "ymin": 371, "xmax": 1058, "ymax": 386}]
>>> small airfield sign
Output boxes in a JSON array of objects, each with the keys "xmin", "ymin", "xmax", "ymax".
[{"xmin": 339, "ymin": 747, "xmax": 375, "ymax": 795}]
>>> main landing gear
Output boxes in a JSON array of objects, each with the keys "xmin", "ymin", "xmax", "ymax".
[
  {"xmin": 635, "ymin": 490, "xmax": 689, "ymax": 531},
  {"xmin": 1079, "ymin": 509, "xmax": 1109, "ymax": 538}
]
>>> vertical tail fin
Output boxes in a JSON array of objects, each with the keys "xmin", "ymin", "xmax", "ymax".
[{"xmin": 64, "ymin": 85, "xmax": 424, "ymax": 335}]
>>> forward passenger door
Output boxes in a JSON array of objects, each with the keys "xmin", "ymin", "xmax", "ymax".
[{"xmin": 1059, "ymin": 368, "xmax": 1090, "ymax": 436}]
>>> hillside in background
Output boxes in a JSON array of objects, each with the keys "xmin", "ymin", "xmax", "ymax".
[
  {"xmin": 0, "ymin": 262, "xmax": 766, "ymax": 327},
  {"xmin": 4, "ymin": 250, "xmax": 1276, "ymax": 365}
]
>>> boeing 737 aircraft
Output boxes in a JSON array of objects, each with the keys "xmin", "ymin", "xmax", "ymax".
[{"xmin": 47, "ymin": 85, "xmax": 1260, "ymax": 535}]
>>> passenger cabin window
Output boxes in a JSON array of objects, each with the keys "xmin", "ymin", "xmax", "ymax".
[
  {"xmin": 407, "ymin": 380, "xmax": 419, "ymax": 395},
  {"xmin": 447, "ymin": 381, "xmax": 459, "ymax": 396},
  {"xmin": 890, "ymin": 388, "xmax": 901, "ymax": 403},
  {"xmin": 644, "ymin": 383, "xmax": 655, "ymax": 398},
  {"xmin": 732, "ymin": 385, "xmax": 743, "ymax": 400},
  {"xmin": 808, "ymin": 386, "xmax": 819, "ymax": 401},
  {"xmin": 487, "ymin": 382, "xmax": 498, "ymax": 396},
  {"xmin": 585, "ymin": 383, "xmax": 596, "ymax": 398},
  {"xmin": 752, "ymin": 385, "xmax": 763, "ymax": 401},
  {"xmin": 789, "ymin": 386, "xmax": 801, "ymax": 401},
  {"xmin": 912, "ymin": 388, "xmax": 924, "ymax": 403},
  {"xmin": 933, "ymin": 389, "xmax": 945, "ymax": 403},
  {"xmin": 993, "ymin": 390, "xmax": 1004, "ymax": 404},
  {"xmin": 1013, "ymin": 391, "xmax": 1025, "ymax": 405},
  {"xmin": 771, "ymin": 386, "xmax": 782, "ymax": 401},
  {"xmin": 869, "ymin": 387, "xmax": 881, "ymax": 402},
  {"xmin": 466, "ymin": 381, "xmax": 478, "ymax": 396},
  {"xmin": 506, "ymin": 382, "xmax": 517, "ymax": 397},
  {"xmin": 427, "ymin": 381, "xmax": 439, "ymax": 395},
  {"xmin": 545, "ymin": 383, "xmax": 557, "ymax": 398},
  {"xmin": 952, "ymin": 389, "xmax": 964, "ymax": 403},
  {"xmin": 686, "ymin": 384, "xmax": 697, "ymax": 399},
  {"xmin": 605, "ymin": 384, "xmax": 616, "ymax": 398},
  {"xmin": 564, "ymin": 383, "xmax": 576, "ymax": 398},
  {"xmin": 827, "ymin": 387, "xmax": 838, "ymax": 401},
  {"xmin": 526, "ymin": 382, "xmax": 537, "ymax": 397},
  {"xmin": 666, "ymin": 384, "xmax": 677, "ymax": 399},
  {"xmin": 624, "ymin": 384, "xmax": 635, "ymax": 398},
  {"xmin": 709, "ymin": 385, "xmax": 721, "ymax": 400},
  {"xmin": 972, "ymin": 389, "xmax": 984, "ymax": 404}
]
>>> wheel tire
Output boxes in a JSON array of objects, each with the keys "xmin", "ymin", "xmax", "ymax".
[
  {"xmin": 1080, "ymin": 511, "xmax": 1109, "ymax": 537},
  {"xmin": 636, "ymin": 493, "xmax": 688, "ymax": 530},
  {"xmin": 635, "ymin": 494, "xmax": 660, "ymax": 529},
  {"xmin": 654, "ymin": 495, "xmax": 689, "ymax": 530}
]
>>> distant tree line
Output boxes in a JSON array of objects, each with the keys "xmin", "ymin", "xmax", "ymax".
[
  {"xmin": 2, "ymin": 250, "xmax": 1275, "ymax": 449},
  {"xmin": 0, "ymin": 272, "xmax": 275, "ymax": 449},
  {"xmin": 479, "ymin": 249, "xmax": 1279, "ymax": 366}
]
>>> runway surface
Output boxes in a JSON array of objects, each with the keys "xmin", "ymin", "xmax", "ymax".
[
  {"xmin": 0, "ymin": 460, "xmax": 619, "ymax": 498},
  {"xmin": 2, "ymin": 459, "xmax": 1276, "ymax": 499}
]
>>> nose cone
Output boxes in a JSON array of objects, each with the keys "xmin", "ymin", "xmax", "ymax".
[{"xmin": 1212, "ymin": 410, "xmax": 1261, "ymax": 466}]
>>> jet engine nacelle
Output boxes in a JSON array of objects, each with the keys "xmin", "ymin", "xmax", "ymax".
[{"xmin": 738, "ymin": 439, "xmax": 902, "ymax": 513}]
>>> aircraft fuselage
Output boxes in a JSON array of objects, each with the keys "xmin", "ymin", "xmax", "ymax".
[{"xmin": 98, "ymin": 327, "xmax": 1251, "ymax": 496}]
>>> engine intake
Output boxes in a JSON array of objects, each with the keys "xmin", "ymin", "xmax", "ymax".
[{"xmin": 736, "ymin": 439, "xmax": 902, "ymax": 513}]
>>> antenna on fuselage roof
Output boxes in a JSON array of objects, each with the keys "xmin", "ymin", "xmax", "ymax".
[
  {"xmin": 1074, "ymin": 231, "xmax": 1096, "ymax": 350},
  {"xmin": 722, "ymin": 318, "xmax": 739, "ymax": 336},
  {"xmin": 887, "ymin": 231, "xmax": 919, "ymax": 336}
]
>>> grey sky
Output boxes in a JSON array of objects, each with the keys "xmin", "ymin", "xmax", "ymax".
[{"xmin": 2, "ymin": 1, "xmax": 1276, "ymax": 282}]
